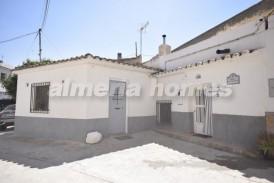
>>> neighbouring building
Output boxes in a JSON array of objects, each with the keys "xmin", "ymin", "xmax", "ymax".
[
  {"xmin": 0, "ymin": 60, "xmax": 13, "ymax": 110},
  {"xmin": 13, "ymin": 0, "xmax": 274, "ymax": 151}
]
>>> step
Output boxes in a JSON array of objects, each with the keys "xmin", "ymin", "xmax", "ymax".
[{"xmin": 155, "ymin": 128, "xmax": 259, "ymax": 158}]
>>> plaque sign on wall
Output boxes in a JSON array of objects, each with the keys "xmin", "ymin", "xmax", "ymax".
[{"xmin": 227, "ymin": 73, "xmax": 240, "ymax": 85}]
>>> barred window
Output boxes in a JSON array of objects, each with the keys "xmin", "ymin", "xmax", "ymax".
[{"xmin": 30, "ymin": 82, "xmax": 50, "ymax": 113}]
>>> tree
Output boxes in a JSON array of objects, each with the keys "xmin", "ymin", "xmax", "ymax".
[
  {"xmin": 2, "ymin": 59, "xmax": 52, "ymax": 101},
  {"xmin": 2, "ymin": 74, "xmax": 17, "ymax": 101}
]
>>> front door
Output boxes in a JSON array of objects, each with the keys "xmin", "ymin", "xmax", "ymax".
[
  {"xmin": 193, "ymin": 87, "xmax": 213, "ymax": 136},
  {"xmin": 109, "ymin": 80, "xmax": 126, "ymax": 134},
  {"xmin": 194, "ymin": 89, "xmax": 206, "ymax": 135}
]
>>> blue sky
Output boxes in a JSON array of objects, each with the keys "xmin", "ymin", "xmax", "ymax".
[{"xmin": 0, "ymin": 0, "xmax": 259, "ymax": 66}]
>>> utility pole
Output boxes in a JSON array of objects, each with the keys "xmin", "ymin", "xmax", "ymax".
[
  {"xmin": 38, "ymin": 28, "xmax": 42, "ymax": 62},
  {"xmin": 139, "ymin": 21, "xmax": 149, "ymax": 57}
]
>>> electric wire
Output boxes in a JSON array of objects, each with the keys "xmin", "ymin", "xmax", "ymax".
[
  {"xmin": 0, "ymin": 0, "xmax": 50, "ymax": 45},
  {"xmin": 0, "ymin": 31, "xmax": 37, "ymax": 45},
  {"xmin": 41, "ymin": 0, "xmax": 50, "ymax": 30}
]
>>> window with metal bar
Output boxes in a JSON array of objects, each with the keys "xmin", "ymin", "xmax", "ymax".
[{"xmin": 30, "ymin": 82, "xmax": 50, "ymax": 113}]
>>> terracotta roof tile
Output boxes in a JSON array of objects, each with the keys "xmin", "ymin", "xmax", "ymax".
[{"xmin": 14, "ymin": 53, "xmax": 161, "ymax": 72}]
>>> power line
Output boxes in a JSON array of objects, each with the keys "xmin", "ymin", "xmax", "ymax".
[
  {"xmin": 0, "ymin": 0, "xmax": 51, "ymax": 62},
  {"xmin": 41, "ymin": 0, "xmax": 50, "ymax": 30},
  {"xmin": 24, "ymin": 32, "xmax": 39, "ymax": 59},
  {"xmin": 0, "ymin": 0, "xmax": 50, "ymax": 45},
  {"xmin": 0, "ymin": 31, "xmax": 37, "ymax": 45},
  {"xmin": 38, "ymin": 0, "xmax": 50, "ymax": 61},
  {"xmin": 43, "ymin": 32, "xmax": 61, "ymax": 54}
]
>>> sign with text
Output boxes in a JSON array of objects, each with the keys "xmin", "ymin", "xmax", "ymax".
[{"xmin": 227, "ymin": 73, "xmax": 240, "ymax": 85}]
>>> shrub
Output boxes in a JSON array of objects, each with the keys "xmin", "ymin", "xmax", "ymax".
[{"xmin": 258, "ymin": 133, "xmax": 274, "ymax": 160}]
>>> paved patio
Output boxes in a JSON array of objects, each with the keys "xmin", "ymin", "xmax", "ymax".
[
  {"xmin": 156, "ymin": 127, "xmax": 258, "ymax": 158},
  {"xmin": 0, "ymin": 130, "xmax": 273, "ymax": 182}
]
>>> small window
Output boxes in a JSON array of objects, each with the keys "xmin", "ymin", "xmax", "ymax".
[
  {"xmin": 269, "ymin": 79, "xmax": 274, "ymax": 97},
  {"xmin": 30, "ymin": 82, "xmax": 50, "ymax": 113},
  {"xmin": 1, "ymin": 73, "xmax": 6, "ymax": 80}
]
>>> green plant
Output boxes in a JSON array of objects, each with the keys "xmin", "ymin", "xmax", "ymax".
[
  {"xmin": 15, "ymin": 59, "xmax": 53, "ymax": 69},
  {"xmin": 258, "ymin": 133, "xmax": 274, "ymax": 159},
  {"xmin": 2, "ymin": 74, "xmax": 17, "ymax": 101}
]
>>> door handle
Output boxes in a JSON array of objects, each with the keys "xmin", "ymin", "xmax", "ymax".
[{"xmin": 115, "ymin": 107, "xmax": 121, "ymax": 110}]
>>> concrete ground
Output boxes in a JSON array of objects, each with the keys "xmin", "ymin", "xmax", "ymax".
[{"xmin": 0, "ymin": 130, "xmax": 273, "ymax": 182}]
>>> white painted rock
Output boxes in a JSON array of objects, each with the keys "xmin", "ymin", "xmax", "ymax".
[{"xmin": 85, "ymin": 131, "xmax": 102, "ymax": 144}]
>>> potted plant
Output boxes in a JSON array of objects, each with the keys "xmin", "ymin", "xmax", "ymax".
[{"xmin": 258, "ymin": 133, "xmax": 274, "ymax": 160}]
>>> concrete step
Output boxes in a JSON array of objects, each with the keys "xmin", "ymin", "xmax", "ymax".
[{"xmin": 155, "ymin": 128, "xmax": 259, "ymax": 158}]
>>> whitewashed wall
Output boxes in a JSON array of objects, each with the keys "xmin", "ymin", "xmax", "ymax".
[
  {"xmin": 14, "ymin": 13, "xmax": 274, "ymax": 119},
  {"xmin": 262, "ymin": 25, "xmax": 274, "ymax": 112},
  {"xmin": 86, "ymin": 63, "xmax": 155, "ymax": 118},
  {"xmin": 157, "ymin": 50, "xmax": 267, "ymax": 116},
  {"xmin": 15, "ymin": 61, "xmax": 89, "ymax": 119},
  {"xmin": 146, "ymin": 15, "xmax": 274, "ymax": 70},
  {"xmin": 15, "ymin": 59, "xmax": 156, "ymax": 119},
  {"xmin": 149, "ymin": 14, "xmax": 274, "ymax": 115}
]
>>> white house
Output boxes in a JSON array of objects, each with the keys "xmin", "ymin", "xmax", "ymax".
[
  {"xmin": 14, "ymin": 55, "xmax": 159, "ymax": 141},
  {"xmin": 14, "ymin": 0, "xmax": 274, "ymax": 150},
  {"xmin": 144, "ymin": 0, "xmax": 274, "ymax": 149}
]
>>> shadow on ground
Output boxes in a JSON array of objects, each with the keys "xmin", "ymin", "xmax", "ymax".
[
  {"xmin": 204, "ymin": 155, "xmax": 274, "ymax": 182},
  {"xmin": 0, "ymin": 130, "xmax": 273, "ymax": 182},
  {"xmin": 0, "ymin": 132, "xmax": 151, "ymax": 169}
]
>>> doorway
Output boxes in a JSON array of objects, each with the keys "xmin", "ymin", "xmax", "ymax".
[
  {"xmin": 109, "ymin": 80, "xmax": 126, "ymax": 134},
  {"xmin": 156, "ymin": 100, "xmax": 172, "ymax": 125},
  {"xmin": 193, "ymin": 86, "xmax": 213, "ymax": 136}
]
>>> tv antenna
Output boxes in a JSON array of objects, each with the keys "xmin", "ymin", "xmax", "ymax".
[{"xmin": 139, "ymin": 21, "xmax": 149, "ymax": 57}]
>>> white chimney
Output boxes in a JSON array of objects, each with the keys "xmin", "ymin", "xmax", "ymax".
[
  {"xmin": 158, "ymin": 34, "xmax": 171, "ymax": 56},
  {"xmin": 117, "ymin": 52, "xmax": 122, "ymax": 60}
]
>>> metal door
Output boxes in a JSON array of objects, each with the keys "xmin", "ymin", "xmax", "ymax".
[
  {"xmin": 109, "ymin": 80, "xmax": 126, "ymax": 134},
  {"xmin": 156, "ymin": 100, "xmax": 171, "ymax": 124}
]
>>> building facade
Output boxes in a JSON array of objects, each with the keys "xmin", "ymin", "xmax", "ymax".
[
  {"xmin": 14, "ymin": 55, "xmax": 158, "ymax": 141},
  {"xmin": 144, "ymin": 0, "xmax": 274, "ymax": 150},
  {"xmin": 14, "ymin": 0, "xmax": 274, "ymax": 150}
]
